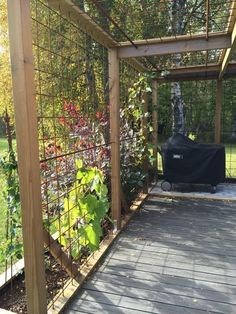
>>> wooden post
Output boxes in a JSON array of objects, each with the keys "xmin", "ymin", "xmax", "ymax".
[
  {"xmin": 109, "ymin": 48, "xmax": 121, "ymax": 230},
  {"xmin": 43, "ymin": 230, "xmax": 79, "ymax": 280},
  {"xmin": 7, "ymin": 1, "xmax": 47, "ymax": 313},
  {"xmin": 152, "ymin": 80, "xmax": 158, "ymax": 179},
  {"xmin": 142, "ymin": 91, "xmax": 149, "ymax": 194},
  {"xmin": 215, "ymin": 79, "xmax": 223, "ymax": 144}
]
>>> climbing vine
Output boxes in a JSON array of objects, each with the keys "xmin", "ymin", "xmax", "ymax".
[
  {"xmin": 0, "ymin": 149, "xmax": 22, "ymax": 262},
  {"xmin": 120, "ymin": 74, "xmax": 154, "ymax": 201},
  {"xmin": 50, "ymin": 159, "xmax": 110, "ymax": 258}
]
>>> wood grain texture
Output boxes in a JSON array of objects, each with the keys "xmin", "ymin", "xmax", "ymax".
[
  {"xmin": 65, "ymin": 197, "xmax": 236, "ymax": 314},
  {"xmin": 152, "ymin": 80, "xmax": 158, "ymax": 176},
  {"xmin": 142, "ymin": 91, "xmax": 149, "ymax": 194},
  {"xmin": 43, "ymin": 229, "xmax": 79, "ymax": 280},
  {"xmin": 109, "ymin": 48, "xmax": 121, "ymax": 229},
  {"xmin": 118, "ymin": 33, "xmax": 231, "ymax": 58},
  {"xmin": 7, "ymin": 0, "xmax": 47, "ymax": 313},
  {"xmin": 48, "ymin": 193, "xmax": 148, "ymax": 313}
]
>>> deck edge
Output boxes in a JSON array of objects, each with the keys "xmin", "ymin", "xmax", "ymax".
[{"xmin": 47, "ymin": 192, "xmax": 148, "ymax": 314}]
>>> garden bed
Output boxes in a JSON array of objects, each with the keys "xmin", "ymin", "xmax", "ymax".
[
  {"xmin": 0, "ymin": 256, "xmax": 69, "ymax": 313},
  {"xmin": 0, "ymin": 192, "xmax": 147, "ymax": 313}
]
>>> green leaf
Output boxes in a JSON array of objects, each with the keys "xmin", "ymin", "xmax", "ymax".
[
  {"xmin": 76, "ymin": 159, "xmax": 83, "ymax": 169},
  {"xmin": 96, "ymin": 183, "xmax": 108, "ymax": 197},
  {"xmin": 84, "ymin": 223, "xmax": 101, "ymax": 251},
  {"xmin": 77, "ymin": 170, "xmax": 84, "ymax": 180},
  {"xmin": 71, "ymin": 244, "xmax": 80, "ymax": 258},
  {"xmin": 95, "ymin": 199, "xmax": 109, "ymax": 221},
  {"xmin": 78, "ymin": 197, "xmax": 89, "ymax": 216},
  {"xmin": 83, "ymin": 169, "xmax": 95, "ymax": 184}
]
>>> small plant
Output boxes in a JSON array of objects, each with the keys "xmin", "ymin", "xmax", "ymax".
[{"xmin": 51, "ymin": 159, "xmax": 110, "ymax": 258}]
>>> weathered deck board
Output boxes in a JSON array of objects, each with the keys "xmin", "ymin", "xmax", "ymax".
[{"xmin": 64, "ymin": 197, "xmax": 236, "ymax": 314}]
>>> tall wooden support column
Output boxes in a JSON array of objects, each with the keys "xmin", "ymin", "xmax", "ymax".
[
  {"xmin": 152, "ymin": 80, "xmax": 158, "ymax": 179},
  {"xmin": 215, "ymin": 79, "xmax": 223, "ymax": 144},
  {"xmin": 142, "ymin": 91, "xmax": 149, "ymax": 194},
  {"xmin": 109, "ymin": 48, "xmax": 121, "ymax": 230},
  {"xmin": 7, "ymin": 1, "xmax": 47, "ymax": 313}
]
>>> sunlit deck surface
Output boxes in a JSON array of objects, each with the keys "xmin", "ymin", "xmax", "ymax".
[{"xmin": 64, "ymin": 194, "xmax": 236, "ymax": 313}]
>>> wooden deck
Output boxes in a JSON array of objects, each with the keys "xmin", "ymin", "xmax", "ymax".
[{"xmin": 64, "ymin": 196, "xmax": 236, "ymax": 314}]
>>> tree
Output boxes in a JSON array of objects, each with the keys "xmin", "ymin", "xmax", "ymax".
[
  {"xmin": 170, "ymin": 0, "xmax": 187, "ymax": 135},
  {"xmin": 0, "ymin": 0, "xmax": 14, "ymax": 126}
]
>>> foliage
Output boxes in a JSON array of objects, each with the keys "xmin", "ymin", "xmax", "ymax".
[
  {"xmin": 0, "ymin": 149, "xmax": 22, "ymax": 262},
  {"xmin": 40, "ymin": 100, "xmax": 110, "ymax": 216},
  {"xmin": 120, "ymin": 74, "xmax": 153, "ymax": 201},
  {"xmin": 0, "ymin": 0, "xmax": 14, "ymax": 124},
  {"xmin": 50, "ymin": 159, "xmax": 109, "ymax": 258}
]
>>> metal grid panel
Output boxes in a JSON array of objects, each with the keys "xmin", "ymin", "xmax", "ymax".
[
  {"xmin": 78, "ymin": 0, "xmax": 233, "ymax": 40},
  {"xmin": 222, "ymin": 79, "xmax": 236, "ymax": 178},
  {"xmin": 138, "ymin": 49, "xmax": 224, "ymax": 71},
  {"xmin": 157, "ymin": 79, "xmax": 236, "ymax": 179},
  {"xmin": 31, "ymin": 0, "xmax": 112, "ymax": 306},
  {"xmin": 120, "ymin": 61, "xmax": 150, "ymax": 203}
]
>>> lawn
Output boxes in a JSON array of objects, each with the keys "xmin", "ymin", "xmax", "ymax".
[
  {"xmin": 0, "ymin": 138, "xmax": 17, "ymax": 272},
  {"xmin": 0, "ymin": 139, "xmax": 8, "ymax": 272}
]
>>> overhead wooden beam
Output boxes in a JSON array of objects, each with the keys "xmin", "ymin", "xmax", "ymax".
[
  {"xmin": 226, "ymin": 0, "xmax": 236, "ymax": 32},
  {"xmin": 7, "ymin": 0, "xmax": 47, "ymax": 313},
  {"xmin": 219, "ymin": 20, "xmax": 236, "ymax": 79},
  {"xmin": 47, "ymin": 0, "xmax": 147, "ymax": 72},
  {"xmin": 219, "ymin": 0, "xmax": 236, "ymax": 63},
  {"xmin": 48, "ymin": 0, "xmax": 117, "ymax": 47},
  {"xmin": 156, "ymin": 63, "xmax": 236, "ymax": 82},
  {"xmin": 126, "ymin": 58, "xmax": 148, "ymax": 73},
  {"xmin": 119, "ymin": 32, "xmax": 228, "ymax": 47},
  {"xmin": 118, "ymin": 33, "xmax": 230, "ymax": 59}
]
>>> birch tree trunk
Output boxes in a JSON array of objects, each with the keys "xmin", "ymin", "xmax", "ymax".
[{"xmin": 170, "ymin": 1, "xmax": 187, "ymax": 135}]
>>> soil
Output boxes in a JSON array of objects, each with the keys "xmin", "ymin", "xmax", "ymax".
[
  {"xmin": 0, "ymin": 218, "xmax": 117, "ymax": 313},
  {"xmin": 0, "ymin": 218, "xmax": 113, "ymax": 313},
  {"xmin": 0, "ymin": 256, "xmax": 69, "ymax": 313}
]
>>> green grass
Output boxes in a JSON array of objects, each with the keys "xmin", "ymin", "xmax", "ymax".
[
  {"xmin": 0, "ymin": 138, "xmax": 17, "ymax": 272},
  {"xmin": 0, "ymin": 137, "xmax": 16, "ymax": 151},
  {"xmin": 225, "ymin": 144, "xmax": 236, "ymax": 178},
  {"xmin": 0, "ymin": 139, "xmax": 8, "ymax": 272}
]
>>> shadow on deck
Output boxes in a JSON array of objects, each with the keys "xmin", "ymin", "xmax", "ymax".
[{"xmin": 64, "ymin": 191, "xmax": 236, "ymax": 313}]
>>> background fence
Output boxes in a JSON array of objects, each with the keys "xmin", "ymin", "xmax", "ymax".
[{"xmin": 157, "ymin": 79, "xmax": 236, "ymax": 179}]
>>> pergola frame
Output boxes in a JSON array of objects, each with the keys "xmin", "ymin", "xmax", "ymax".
[
  {"xmin": 7, "ymin": 0, "xmax": 236, "ymax": 313},
  {"xmin": 118, "ymin": 33, "xmax": 231, "ymax": 59}
]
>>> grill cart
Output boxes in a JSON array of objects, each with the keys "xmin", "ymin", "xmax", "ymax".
[{"xmin": 161, "ymin": 133, "xmax": 225, "ymax": 193}]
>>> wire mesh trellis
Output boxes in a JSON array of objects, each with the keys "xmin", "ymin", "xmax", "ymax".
[
  {"xmin": 3, "ymin": 0, "xmax": 236, "ymax": 312},
  {"xmin": 2, "ymin": 1, "xmax": 147, "ymax": 311},
  {"xmin": 222, "ymin": 79, "xmax": 236, "ymax": 178},
  {"xmin": 0, "ymin": 112, "xmax": 23, "ymax": 310},
  {"xmin": 157, "ymin": 79, "xmax": 236, "ymax": 179},
  {"xmin": 120, "ymin": 61, "xmax": 152, "ymax": 204},
  {"xmin": 31, "ymin": 0, "xmax": 113, "ymax": 307},
  {"xmin": 80, "ymin": 0, "xmax": 234, "ymax": 43}
]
